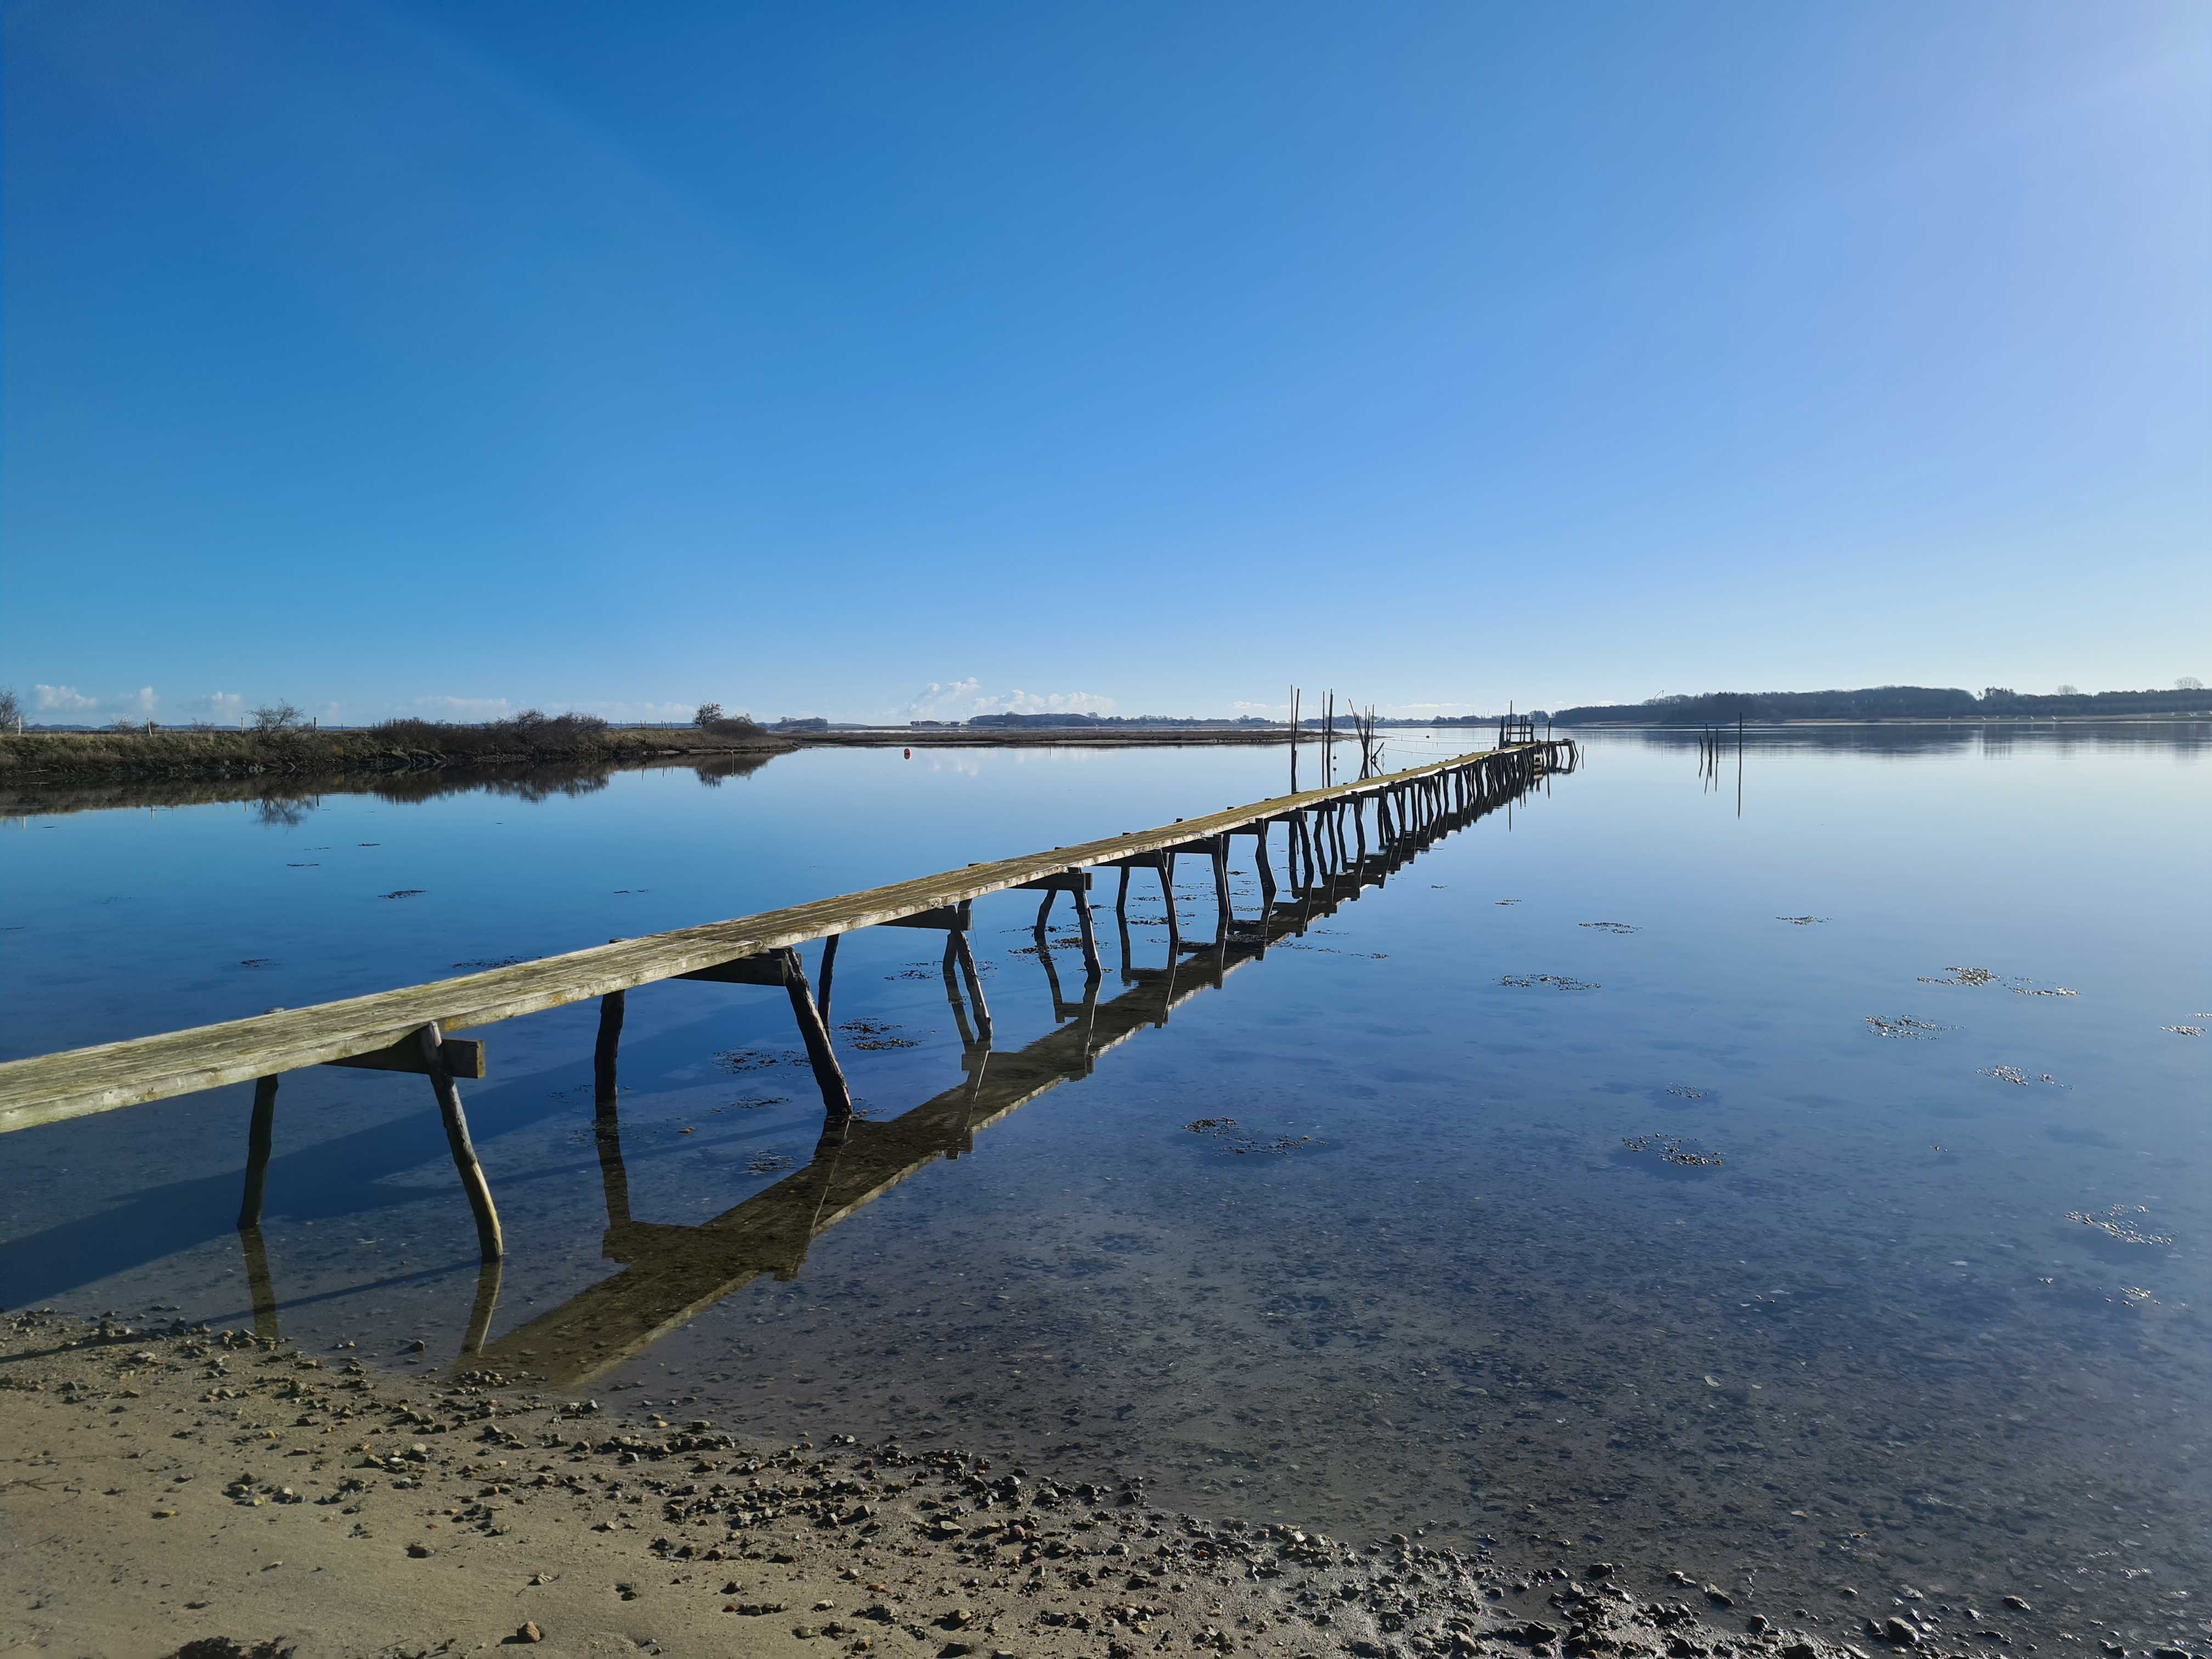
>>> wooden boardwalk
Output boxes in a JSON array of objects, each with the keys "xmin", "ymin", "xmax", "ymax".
[
  {"xmin": 230, "ymin": 767, "xmax": 1527, "ymax": 1380},
  {"xmin": 0, "ymin": 740, "xmax": 1572, "ymax": 1262}
]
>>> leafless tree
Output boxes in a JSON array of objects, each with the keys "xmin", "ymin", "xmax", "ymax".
[
  {"xmin": 2179, "ymin": 676, "xmax": 2205, "ymax": 692},
  {"xmin": 0, "ymin": 686, "xmax": 20, "ymax": 730},
  {"xmin": 250, "ymin": 703, "xmax": 306, "ymax": 732}
]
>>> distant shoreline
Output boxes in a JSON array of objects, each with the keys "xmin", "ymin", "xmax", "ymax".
[{"xmin": 0, "ymin": 725, "xmax": 797, "ymax": 784}]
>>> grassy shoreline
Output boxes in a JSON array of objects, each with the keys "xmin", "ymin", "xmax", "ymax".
[{"xmin": 0, "ymin": 724, "xmax": 796, "ymax": 783}]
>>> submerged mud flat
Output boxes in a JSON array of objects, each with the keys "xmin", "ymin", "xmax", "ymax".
[{"xmin": 0, "ymin": 1308, "xmax": 2007, "ymax": 1659}]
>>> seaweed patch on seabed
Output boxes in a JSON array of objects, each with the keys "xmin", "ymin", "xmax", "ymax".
[
  {"xmin": 1917, "ymin": 964, "xmax": 2079, "ymax": 996},
  {"xmin": 1776, "ymin": 915, "xmax": 1827, "ymax": 926},
  {"xmin": 1665, "ymin": 1083, "xmax": 1709, "ymax": 1101},
  {"xmin": 2066, "ymin": 1205, "xmax": 2175, "ymax": 1248},
  {"xmin": 1979, "ymin": 1065, "xmax": 2068, "ymax": 1087},
  {"xmin": 377, "ymin": 889, "xmax": 426, "ymax": 900},
  {"xmin": 745, "ymin": 1151, "xmax": 796, "ymax": 1176},
  {"xmin": 1182, "ymin": 1117, "xmax": 1316, "ymax": 1155},
  {"xmin": 1619, "ymin": 1133, "xmax": 1724, "ymax": 1168},
  {"xmin": 715, "ymin": 1046, "xmax": 800, "ymax": 1073},
  {"xmin": 838, "ymin": 1018, "xmax": 917, "ymax": 1051},
  {"xmin": 1864, "ymin": 1015, "xmax": 1954, "ymax": 1040},
  {"xmin": 1500, "ymin": 974, "xmax": 1599, "ymax": 990},
  {"xmin": 1579, "ymin": 921, "xmax": 1639, "ymax": 934},
  {"xmin": 2162, "ymin": 1025, "xmax": 2203, "ymax": 1037}
]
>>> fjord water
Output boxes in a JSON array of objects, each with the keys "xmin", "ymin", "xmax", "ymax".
[{"xmin": 3, "ymin": 729, "xmax": 2206, "ymax": 1631}]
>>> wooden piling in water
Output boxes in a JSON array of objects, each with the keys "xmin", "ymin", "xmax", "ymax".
[{"xmin": 416, "ymin": 1020, "xmax": 504, "ymax": 1261}]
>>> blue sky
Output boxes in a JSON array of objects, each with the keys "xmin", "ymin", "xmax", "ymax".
[{"xmin": 4, "ymin": 1, "xmax": 2205, "ymax": 724}]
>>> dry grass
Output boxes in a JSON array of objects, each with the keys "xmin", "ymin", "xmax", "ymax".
[{"xmin": 0, "ymin": 715, "xmax": 787, "ymax": 782}]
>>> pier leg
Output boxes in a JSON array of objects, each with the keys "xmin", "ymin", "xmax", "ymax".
[
  {"xmin": 1035, "ymin": 888, "xmax": 1057, "ymax": 933},
  {"xmin": 951, "ymin": 930, "xmax": 993, "ymax": 1042},
  {"xmin": 240, "ymin": 1224, "xmax": 280, "ymax": 1342},
  {"xmin": 1116, "ymin": 865, "xmax": 1131, "ymax": 917},
  {"xmin": 778, "ymin": 949, "xmax": 855, "ymax": 1124},
  {"xmin": 1159, "ymin": 856, "xmax": 1180, "ymax": 948},
  {"xmin": 943, "ymin": 951, "xmax": 981, "ymax": 1048},
  {"xmin": 595, "ymin": 1094, "xmax": 633, "ymax": 1229},
  {"xmin": 1211, "ymin": 840, "xmax": 1232, "ymax": 933},
  {"xmin": 1255, "ymin": 821, "xmax": 1277, "ymax": 905},
  {"xmin": 1354, "ymin": 799, "xmax": 1368, "ymax": 861},
  {"xmin": 1073, "ymin": 890, "xmax": 1102, "ymax": 979},
  {"xmin": 459, "ymin": 1257, "xmax": 503, "ymax": 1361},
  {"xmin": 592, "ymin": 991, "xmax": 625, "ymax": 1120},
  {"xmin": 415, "ymin": 1022, "xmax": 505, "ymax": 1262},
  {"xmin": 237, "ymin": 1074, "xmax": 280, "ymax": 1231},
  {"xmin": 816, "ymin": 933, "xmax": 839, "ymax": 1024}
]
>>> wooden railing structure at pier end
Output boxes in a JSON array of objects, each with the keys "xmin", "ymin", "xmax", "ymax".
[{"xmin": 0, "ymin": 741, "xmax": 1577, "ymax": 1285}]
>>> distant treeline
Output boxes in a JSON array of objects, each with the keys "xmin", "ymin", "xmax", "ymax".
[
  {"xmin": 0, "ymin": 710, "xmax": 791, "ymax": 782},
  {"xmin": 1553, "ymin": 686, "xmax": 2212, "ymax": 726}
]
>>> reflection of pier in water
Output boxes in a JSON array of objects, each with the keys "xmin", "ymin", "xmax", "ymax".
[{"xmin": 448, "ymin": 771, "xmax": 1548, "ymax": 1389}]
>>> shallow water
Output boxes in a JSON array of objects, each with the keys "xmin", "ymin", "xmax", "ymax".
[{"xmin": 3, "ymin": 727, "xmax": 2207, "ymax": 1635}]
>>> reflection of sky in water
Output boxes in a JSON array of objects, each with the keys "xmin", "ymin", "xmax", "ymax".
[{"xmin": 1, "ymin": 726, "xmax": 2206, "ymax": 1626}]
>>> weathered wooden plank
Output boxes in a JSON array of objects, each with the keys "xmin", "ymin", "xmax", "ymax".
[
  {"xmin": 0, "ymin": 744, "xmax": 1538, "ymax": 1135},
  {"xmin": 674, "ymin": 954, "xmax": 792, "ymax": 987},
  {"xmin": 324, "ymin": 1035, "xmax": 488, "ymax": 1079},
  {"xmin": 882, "ymin": 904, "xmax": 969, "ymax": 931}
]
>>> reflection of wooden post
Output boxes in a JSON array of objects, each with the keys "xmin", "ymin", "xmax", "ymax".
[
  {"xmin": 594, "ymin": 1104, "xmax": 632, "ymax": 1228},
  {"xmin": 950, "ymin": 930, "xmax": 992, "ymax": 1042},
  {"xmin": 240, "ymin": 1224, "xmax": 279, "ymax": 1342},
  {"xmin": 592, "ymin": 991, "xmax": 625, "ymax": 1120},
  {"xmin": 778, "ymin": 950, "xmax": 854, "ymax": 1123},
  {"xmin": 416, "ymin": 1022, "xmax": 504, "ymax": 1261},
  {"xmin": 943, "ymin": 950, "xmax": 980, "ymax": 1049},
  {"xmin": 237, "ymin": 1075, "xmax": 280, "ymax": 1230}
]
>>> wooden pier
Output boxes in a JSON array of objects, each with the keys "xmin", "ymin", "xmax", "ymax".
[{"xmin": 0, "ymin": 741, "xmax": 1574, "ymax": 1268}]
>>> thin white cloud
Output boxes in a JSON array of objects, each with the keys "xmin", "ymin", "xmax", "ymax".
[
  {"xmin": 411, "ymin": 695, "xmax": 515, "ymax": 720},
  {"xmin": 903, "ymin": 678, "xmax": 1114, "ymax": 720},
  {"xmin": 32, "ymin": 684, "xmax": 158, "ymax": 721}
]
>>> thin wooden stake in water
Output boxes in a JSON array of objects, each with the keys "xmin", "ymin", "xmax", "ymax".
[
  {"xmin": 236, "ymin": 1074, "xmax": 280, "ymax": 1230},
  {"xmin": 416, "ymin": 1020, "xmax": 504, "ymax": 1261}
]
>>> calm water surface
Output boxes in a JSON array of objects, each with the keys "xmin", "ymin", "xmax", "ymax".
[{"xmin": 3, "ymin": 729, "xmax": 2206, "ymax": 1637}]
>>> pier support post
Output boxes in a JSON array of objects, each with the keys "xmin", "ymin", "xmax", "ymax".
[
  {"xmin": 237, "ymin": 1074, "xmax": 280, "ymax": 1231},
  {"xmin": 592, "ymin": 991, "xmax": 625, "ymax": 1120},
  {"xmin": 240, "ymin": 1224, "xmax": 280, "ymax": 1341},
  {"xmin": 778, "ymin": 949, "xmax": 856, "ymax": 1122},
  {"xmin": 1210, "ymin": 838, "xmax": 1232, "ymax": 933},
  {"xmin": 460, "ymin": 1257, "xmax": 504, "ymax": 1361},
  {"xmin": 1254, "ymin": 820, "xmax": 1277, "ymax": 905},
  {"xmin": 416, "ymin": 1021, "xmax": 505, "ymax": 1262},
  {"xmin": 1072, "ymin": 890, "xmax": 1101, "ymax": 979},
  {"xmin": 816, "ymin": 933, "xmax": 839, "ymax": 1024}
]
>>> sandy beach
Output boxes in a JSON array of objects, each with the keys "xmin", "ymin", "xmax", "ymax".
[{"xmin": 0, "ymin": 1308, "xmax": 1915, "ymax": 1659}]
